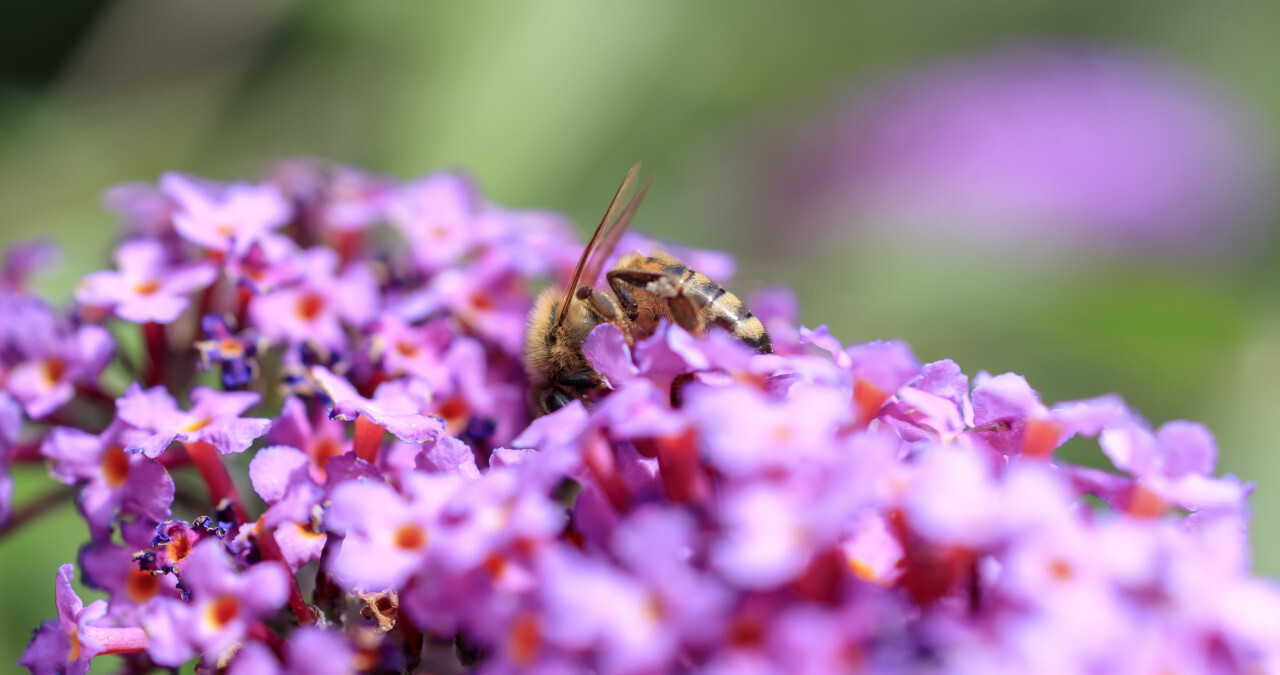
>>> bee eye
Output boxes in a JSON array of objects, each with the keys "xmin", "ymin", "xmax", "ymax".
[{"xmin": 544, "ymin": 389, "xmax": 573, "ymax": 413}]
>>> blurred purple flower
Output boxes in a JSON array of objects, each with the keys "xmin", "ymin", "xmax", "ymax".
[
  {"xmin": 765, "ymin": 44, "xmax": 1273, "ymax": 256},
  {"xmin": 41, "ymin": 422, "xmax": 175, "ymax": 540},
  {"xmin": 76, "ymin": 240, "xmax": 217, "ymax": 324},
  {"xmin": 248, "ymin": 247, "xmax": 379, "ymax": 352},
  {"xmin": 2, "ymin": 305, "xmax": 113, "ymax": 420},
  {"xmin": 161, "ymin": 173, "xmax": 293, "ymax": 257}
]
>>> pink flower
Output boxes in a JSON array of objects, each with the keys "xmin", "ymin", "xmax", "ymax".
[
  {"xmin": 76, "ymin": 240, "xmax": 216, "ymax": 324},
  {"xmin": 161, "ymin": 172, "xmax": 293, "ymax": 256}
]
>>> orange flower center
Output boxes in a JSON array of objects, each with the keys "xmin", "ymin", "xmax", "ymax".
[
  {"xmin": 506, "ymin": 614, "xmax": 541, "ymax": 665},
  {"xmin": 1048, "ymin": 557, "xmax": 1074, "ymax": 582},
  {"xmin": 393, "ymin": 523, "xmax": 427, "ymax": 551},
  {"xmin": 204, "ymin": 594, "xmax": 240, "ymax": 631},
  {"xmin": 180, "ymin": 417, "xmax": 212, "ymax": 433},
  {"xmin": 310, "ymin": 437, "xmax": 344, "ymax": 479},
  {"xmin": 42, "ymin": 358, "xmax": 67, "ymax": 387},
  {"xmin": 394, "ymin": 340, "xmax": 419, "ymax": 358},
  {"xmin": 100, "ymin": 446, "xmax": 130, "ymax": 488},
  {"xmin": 132, "ymin": 279, "xmax": 163, "ymax": 296},
  {"xmin": 126, "ymin": 568, "xmax": 161, "ymax": 603},
  {"xmin": 218, "ymin": 338, "xmax": 245, "ymax": 358},
  {"xmin": 469, "ymin": 291, "xmax": 494, "ymax": 311},
  {"xmin": 295, "ymin": 292, "xmax": 326, "ymax": 321},
  {"xmin": 439, "ymin": 396, "xmax": 469, "ymax": 432},
  {"xmin": 295, "ymin": 521, "xmax": 325, "ymax": 541},
  {"xmin": 166, "ymin": 535, "xmax": 191, "ymax": 563}
]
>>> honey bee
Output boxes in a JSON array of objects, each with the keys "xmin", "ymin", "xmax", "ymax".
[{"xmin": 524, "ymin": 163, "xmax": 772, "ymax": 415}]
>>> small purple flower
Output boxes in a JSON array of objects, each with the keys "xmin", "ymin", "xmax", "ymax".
[
  {"xmin": 20, "ymin": 564, "xmax": 148, "ymax": 675},
  {"xmin": 538, "ymin": 545, "xmax": 677, "ymax": 675},
  {"xmin": 161, "ymin": 172, "xmax": 293, "ymax": 257},
  {"xmin": 41, "ymin": 422, "xmax": 175, "ymax": 539},
  {"xmin": 685, "ymin": 383, "xmax": 849, "ymax": 478},
  {"xmin": 267, "ymin": 396, "xmax": 351, "ymax": 483},
  {"xmin": 324, "ymin": 472, "xmax": 465, "ymax": 591},
  {"xmin": 2, "ymin": 240, "xmax": 59, "ymax": 292},
  {"xmin": 312, "ymin": 366, "xmax": 444, "ymax": 444},
  {"xmin": 174, "ymin": 539, "xmax": 290, "ymax": 664},
  {"xmin": 76, "ymin": 240, "xmax": 217, "ymax": 324},
  {"xmin": 1099, "ymin": 418, "xmax": 1249, "ymax": 514},
  {"xmin": 116, "ymin": 384, "xmax": 271, "ymax": 457},
  {"xmin": 386, "ymin": 172, "xmax": 482, "ymax": 272},
  {"xmin": 103, "ymin": 182, "xmax": 175, "ymax": 240},
  {"xmin": 248, "ymin": 445, "xmax": 327, "ymax": 570},
  {"xmin": 195, "ymin": 315, "xmax": 263, "ymax": 390},
  {"xmin": 248, "ymin": 247, "xmax": 379, "ymax": 352},
  {"xmin": 78, "ymin": 542, "xmax": 182, "ymax": 619},
  {"xmin": 270, "ymin": 158, "xmax": 395, "ymax": 233},
  {"xmin": 4, "ymin": 315, "xmax": 113, "ymax": 420}
]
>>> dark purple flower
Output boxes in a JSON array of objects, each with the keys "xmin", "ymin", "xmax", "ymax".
[{"xmin": 195, "ymin": 315, "xmax": 263, "ymax": 390}]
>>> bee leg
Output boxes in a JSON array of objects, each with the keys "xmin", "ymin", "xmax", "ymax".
[
  {"xmin": 607, "ymin": 269, "xmax": 663, "ymax": 320},
  {"xmin": 576, "ymin": 286, "xmax": 618, "ymax": 322},
  {"xmin": 667, "ymin": 294, "xmax": 704, "ymax": 333}
]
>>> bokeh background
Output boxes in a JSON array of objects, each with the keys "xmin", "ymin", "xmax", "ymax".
[{"xmin": 3, "ymin": 1, "xmax": 1280, "ymax": 669}]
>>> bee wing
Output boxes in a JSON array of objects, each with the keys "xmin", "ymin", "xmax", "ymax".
[
  {"xmin": 583, "ymin": 173, "xmax": 652, "ymax": 293},
  {"xmin": 554, "ymin": 162, "xmax": 650, "ymax": 327}
]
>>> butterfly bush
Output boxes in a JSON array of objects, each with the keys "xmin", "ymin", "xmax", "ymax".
[{"xmin": 6, "ymin": 158, "xmax": 1279, "ymax": 674}]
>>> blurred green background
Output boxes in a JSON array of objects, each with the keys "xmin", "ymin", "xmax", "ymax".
[{"xmin": 3, "ymin": 1, "xmax": 1280, "ymax": 670}]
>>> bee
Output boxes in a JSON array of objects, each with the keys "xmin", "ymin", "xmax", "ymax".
[{"xmin": 524, "ymin": 163, "xmax": 772, "ymax": 416}]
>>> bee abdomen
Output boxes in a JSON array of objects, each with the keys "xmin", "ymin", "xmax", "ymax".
[{"xmin": 656, "ymin": 260, "xmax": 772, "ymax": 354}]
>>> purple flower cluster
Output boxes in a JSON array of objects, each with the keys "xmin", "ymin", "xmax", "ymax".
[{"xmin": 6, "ymin": 159, "xmax": 1278, "ymax": 674}]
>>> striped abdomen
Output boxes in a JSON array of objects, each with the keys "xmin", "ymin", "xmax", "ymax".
[{"xmin": 636, "ymin": 254, "xmax": 773, "ymax": 354}]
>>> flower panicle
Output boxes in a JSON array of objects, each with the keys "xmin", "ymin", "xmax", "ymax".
[{"xmin": 3, "ymin": 157, "xmax": 1276, "ymax": 674}]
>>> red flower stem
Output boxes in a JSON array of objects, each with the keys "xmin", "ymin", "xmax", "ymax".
[
  {"xmin": 74, "ymin": 383, "xmax": 117, "ymax": 410},
  {"xmin": 143, "ymin": 322, "xmax": 167, "ymax": 387},
  {"xmin": 249, "ymin": 621, "xmax": 286, "ymax": 659},
  {"xmin": 353, "ymin": 416, "xmax": 384, "ymax": 464},
  {"xmin": 234, "ymin": 285, "xmax": 252, "ymax": 329},
  {"xmin": 0, "ymin": 486, "xmax": 77, "ymax": 538},
  {"xmin": 82, "ymin": 625, "xmax": 148, "ymax": 655},
  {"xmin": 255, "ymin": 523, "xmax": 314, "ymax": 625},
  {"xmin": 337, "ymin": 230, "xmax": 363, "ymax": 266},
  {"xmin": 182, "ymin": 441, "xmax": 247, "ymax": 523},
  {"xmin": 10, "ymin": 441, "xmax": 42, "ymax": 463}
]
